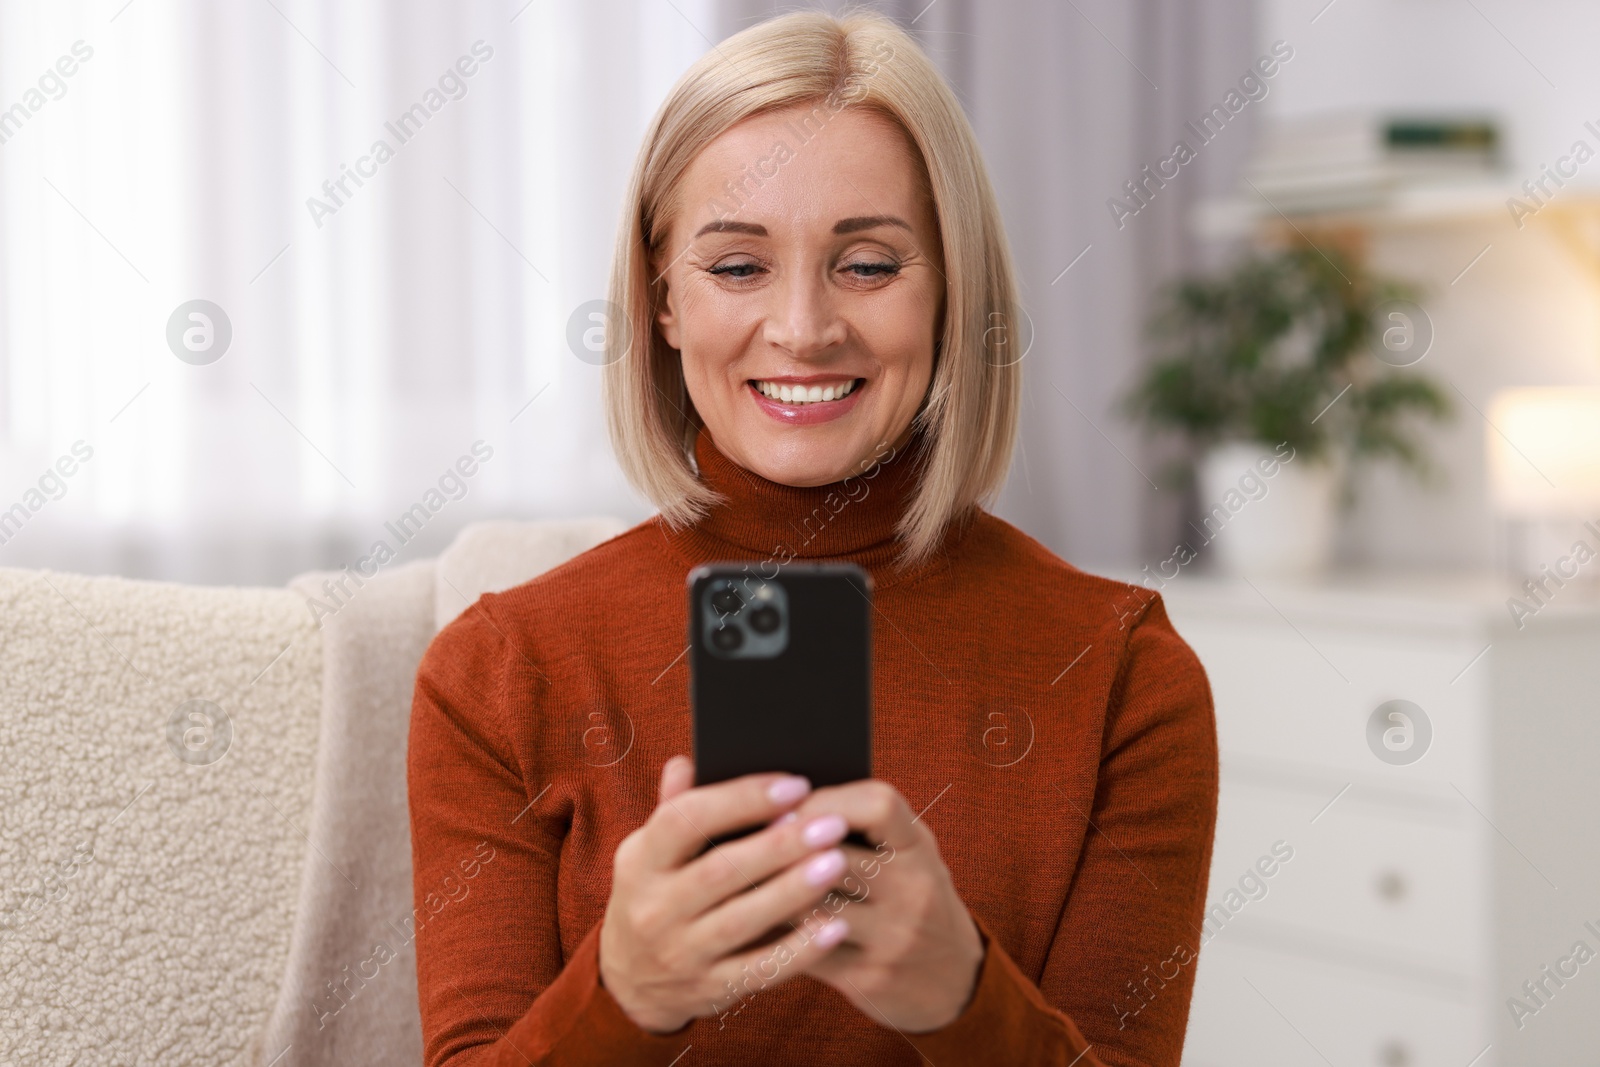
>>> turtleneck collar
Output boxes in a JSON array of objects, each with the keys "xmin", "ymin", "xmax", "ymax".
[{"xmin": 659, "ymin": 427, "xmax": 966, "ymax": 584}]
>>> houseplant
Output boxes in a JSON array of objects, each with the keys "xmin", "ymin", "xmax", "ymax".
[{"xmin": 1124, "ymin": 243, "xmax": 1451, "ymax": 577}]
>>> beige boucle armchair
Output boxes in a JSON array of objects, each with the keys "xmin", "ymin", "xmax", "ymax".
[{"xmin": 0, "ymin": 517, "xmax": 627, "ymax": 1067}]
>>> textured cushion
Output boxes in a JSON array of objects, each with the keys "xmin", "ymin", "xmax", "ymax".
[
  {"xmin": 432, "ymin": 517, "xmax": 630, "ymax": 632},
  {"xmin": 0, "ymin": 518, "xmax": 630, "ymax": 1067},
  {"xmin": 254, "ymin": 559, "xmax": 437, "ymax": 1067},
  {"xmin": 0, "ymin": 567, "xmax": 320, "ymax": 1066}
]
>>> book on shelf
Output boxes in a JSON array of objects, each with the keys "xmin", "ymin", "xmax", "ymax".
[{"xmin": 1243, "ymin": 112, "xmax": 1502, "ymax": 212}]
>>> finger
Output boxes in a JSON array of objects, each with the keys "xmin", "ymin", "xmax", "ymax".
[
  {"xmin": 708, "ymin": 908, "xmax": 851, "ymax": 999},
  {"xmin": 676, "ymin": 811, "xmax": 850, "ymax": 919},
  {"xmin": 789, "ymin": 780, "xmax": 923, "ymax": 853},
  {"xmin": 683, "ymin": 831, "xmax": 854, "ymax": 955},
  {"xmin": 639, "ymin": 771, "xmax": 812, "ymax": 870},
  {"xmin": 659, "ymin": 755, "xmax": 695, "ymax": 803},
  {"xmin": 831, "ymin": 842, "xmax": 890, "ymax": 904},
  {"xmin": 794, "ymin": 938, "xmax": 863, "ymax": 984}
]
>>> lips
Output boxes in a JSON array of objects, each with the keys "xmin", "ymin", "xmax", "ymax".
[
  {"xmin": 746, "ymin": 377, "xmax": 865, "ymax": 425},
  {"xmin": 750, "ymin": 378, "xmax": 862, "ymax": 405}
]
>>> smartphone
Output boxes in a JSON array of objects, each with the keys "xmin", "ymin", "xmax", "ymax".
[{"xmin": 688, "ymin": 561, "xmax": 873, "ymax": 851}]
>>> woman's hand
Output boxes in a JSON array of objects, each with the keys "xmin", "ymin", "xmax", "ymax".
[
  {"xmin": 788, "ymin": 780, "xmax": 985, "ymax": 1033},
  {"xmin": 598, "ymin": 755, "xmax": 857, "ymax": 1034}
]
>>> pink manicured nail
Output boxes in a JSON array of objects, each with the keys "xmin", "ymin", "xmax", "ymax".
[
  {"xmin": 767, "ymin": 775, "xmax": 811, "ymax": 806},
  {"xmin": 801, "ymin": 814, "xmax": 848, "ymax": 848},
  {"xmin": 772, "ymin": 811, "xmax": 799, "ymax": 827},
  {"xmin": 804, "ymin": 848, "xmax": 846, "ymax": 886},
  {"xmin": 815, "ymin": 918, "xmax": 849, "ymax": 948}
]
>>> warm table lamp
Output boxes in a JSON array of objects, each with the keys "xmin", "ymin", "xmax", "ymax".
[{"xmin": 1486, "ymin": 386, "xmax": 1600, "ymax": 582}]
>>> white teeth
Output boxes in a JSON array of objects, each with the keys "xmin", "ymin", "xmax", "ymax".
[{"xmin": 754, "ymin": 379, "xmax": 859, "ymax": 405}]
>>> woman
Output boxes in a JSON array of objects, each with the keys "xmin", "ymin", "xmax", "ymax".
[{"xmin": 408, "ymin": 10, "xmax": 1216, "ymax": 1066}]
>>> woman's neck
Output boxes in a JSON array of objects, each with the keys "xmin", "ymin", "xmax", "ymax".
[{"xmin": 661, "ymin": 428, "xmax": 947, "ymax": 580}]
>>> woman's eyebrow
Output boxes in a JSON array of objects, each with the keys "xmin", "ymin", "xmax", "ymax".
[
  {"xmin": 690, "ymin": 215, "xmax": 912, "ymax": 239},
  {"xmin": 833, "ymin": 215, "xmax": 911, "ymax": 235},
  {"xmin": 694, "ymin": 219, "xmax": 767, "ymax": 238}
]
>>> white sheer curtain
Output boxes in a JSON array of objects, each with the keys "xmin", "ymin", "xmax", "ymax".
[{"xmin": 0, "ymin": 0, "xmax": 712, "ymax": 584}]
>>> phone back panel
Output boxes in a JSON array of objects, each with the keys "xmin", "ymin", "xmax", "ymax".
[{"xmin": 689, "ymin": 562, "xmax": 872, "ymax": 788}]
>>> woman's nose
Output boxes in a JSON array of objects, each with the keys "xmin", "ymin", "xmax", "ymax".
[{"xmin": 762, "ymin": 273, "xmax": 847, "ymax": 358}]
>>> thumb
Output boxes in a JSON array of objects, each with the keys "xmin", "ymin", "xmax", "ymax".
[{"xmin": 658, "ymin": 754, "xmax": 695, "ymax": 804}]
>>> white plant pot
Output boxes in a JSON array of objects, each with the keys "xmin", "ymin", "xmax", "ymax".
[{"xmin": 1195, "ymin": 442, "xmax": 1339, "ymax": 579}]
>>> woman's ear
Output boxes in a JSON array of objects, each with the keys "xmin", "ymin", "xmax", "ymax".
[
  {"xmin": 655, "ymin": 274, "xmax": 682, "ymax": 351},
  {"xmin": 650, "ymin": 240, "xmax": 683, "ymax": 350}
]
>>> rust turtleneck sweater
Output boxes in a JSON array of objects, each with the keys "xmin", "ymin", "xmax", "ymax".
[{"xmin": 407, "ymin": 429, "xmax": 1218, "ymax": 1067}]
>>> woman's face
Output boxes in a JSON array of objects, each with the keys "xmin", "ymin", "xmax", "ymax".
[{"xmin": 654, "ymin": 104, "xmax": 944, "ymax": 488}]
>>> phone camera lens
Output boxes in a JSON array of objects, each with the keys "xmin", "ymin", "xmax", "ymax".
[
  {"xmin": 710, "ymin": 587, "xmax": 743, "ymax": 615},
  {"xmin": 748, "ymin": 605, "xmax": 781, "ymax": 634},
  {"xmin": 711, "ymin": 624, "xmax": 744, "ymax": 651}
]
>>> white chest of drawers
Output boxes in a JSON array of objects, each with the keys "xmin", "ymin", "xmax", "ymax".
[{"xmin": 1143, "ymin": 573, "xmax": 1600, "ymax": 1067}]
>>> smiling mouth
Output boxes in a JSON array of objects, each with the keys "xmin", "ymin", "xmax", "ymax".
[{"xmin": 749, "ymin": 378, "xmax": 864, "ymax": 405}]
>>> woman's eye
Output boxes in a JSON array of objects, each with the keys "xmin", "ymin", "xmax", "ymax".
[
  {"xmin": 709, "ymin": 262, "xmax": 763, "ymax": 279},
  {"xmin": 844, "ymin": 261, "xmax": 900, "ymax": 279}
]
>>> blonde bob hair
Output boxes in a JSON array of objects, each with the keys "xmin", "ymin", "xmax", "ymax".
[{"xmin": 603, "ymin": 8, "xmax": 1022, "ymax": 565}]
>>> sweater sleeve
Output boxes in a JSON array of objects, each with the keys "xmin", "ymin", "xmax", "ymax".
[
  {"xmin": 906, "ymin": 592, "xmax": 1219, "ymax": 1067},
  {"xmin": 407, "ymin": 597, "xmax": 693, "ymax": 1067}
]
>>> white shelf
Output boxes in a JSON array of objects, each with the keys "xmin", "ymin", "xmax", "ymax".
[{"xmin": 1192, "ymin": 179, "xmax": 1600, "ymax": 240}]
